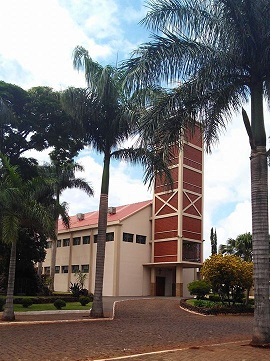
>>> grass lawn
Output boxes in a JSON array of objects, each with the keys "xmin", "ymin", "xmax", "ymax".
[{"xmin": 13, "ymin": 302, "xmax": 92, "ymax": 312}]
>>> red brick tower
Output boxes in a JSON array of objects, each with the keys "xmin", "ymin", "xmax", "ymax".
[{"xmin": 148, "ymin": 127, "xmax": 203, "ymax": 297}]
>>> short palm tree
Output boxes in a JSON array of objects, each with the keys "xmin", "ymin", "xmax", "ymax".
[
  {"xmin": 122, "ymin": 0, "xmax": 270, "ymax": 346},
  {"xmin": 0, "ymin": 153, "xmax": 55, "ymax": 321},
  {"xmin": 219, "ymin": 232, "xmax": 253, "ymax": 262},
  {"xmin": 62, "ymin": 46, "xmax": 171, "ymax": 318},
  {"xmin": 39, "ymin": 160, "xmax": 94, "ymax": 292}
]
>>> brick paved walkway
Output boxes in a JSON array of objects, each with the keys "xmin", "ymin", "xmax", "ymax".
[{"xmin": 0, "ymin": 298, "xmax": 270, "ymax": 361}]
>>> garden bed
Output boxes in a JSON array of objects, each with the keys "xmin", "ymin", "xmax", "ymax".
[{"xmin": 180, "ymin": 298, "xmax": 254, "ymax": 315}]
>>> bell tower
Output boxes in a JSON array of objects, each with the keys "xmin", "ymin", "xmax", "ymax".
[{"xmin": 150, "ymin": 126, "xmax": 203, "ymax": 297}]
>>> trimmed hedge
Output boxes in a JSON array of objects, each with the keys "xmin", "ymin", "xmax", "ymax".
[
  {"xmin": 53, "ymin": 299, "xmax": 66, "ymax": 310},
  {"xmin": 180, "ymin": 299, "xmax": 254, "ymax": 315},
  {"xmin": 0, "ymin": 296, "xmax": 79, "ymax": 305}
]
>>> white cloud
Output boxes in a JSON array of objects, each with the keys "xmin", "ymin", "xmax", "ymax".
[
  {"xmin": 0, "ymin": 0, "xmax": 115, "ymax": 89},
  {"xmin": 60, "ymin": 153, "xmax": 152, "ymax": 215}
]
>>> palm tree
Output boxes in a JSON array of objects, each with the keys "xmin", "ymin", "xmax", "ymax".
[
  {"xmin": 39, "ymin": 160, "xmax": 94, "ymax": 292},
  {"xmin": 219, "ymin": 232, "xmax": 253, "ymax": 262},
  {"xmin": 61, "ymin": 46, "xmax": 171, "ymax": 318},
  {"xmin": 0, "ymin": 153, "xmax": 55, "ymax": 321},
  {"xmin": 122, "ymin": 0, "xmax": 269, "ymax": 346}
]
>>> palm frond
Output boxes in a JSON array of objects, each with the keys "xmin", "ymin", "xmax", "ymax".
[
  {"xmin": 111, "ymin": 146, "xmax": 173, "ymax": 190},
  {"xmin": 73, "ymin": 46, "xmax": 103, "ymax": 88}
]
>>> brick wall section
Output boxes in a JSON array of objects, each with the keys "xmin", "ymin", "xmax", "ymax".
[
  {"xmin": 154, "ymin": 240, "xmax": 177, "ymax": 262},
  {"xmin": 154, "ymin": 216, "xmax": 178, "ymax": 240}
]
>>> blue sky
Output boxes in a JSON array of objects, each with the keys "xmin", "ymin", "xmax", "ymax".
[{"xmin": 0, "ymin": 0, "xmax": 272, "ymax": 259}]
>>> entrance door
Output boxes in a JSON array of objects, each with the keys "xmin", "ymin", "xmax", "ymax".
[{"xmin": 156, "ymin": 276, "xmax": 165, "ymax": 296}]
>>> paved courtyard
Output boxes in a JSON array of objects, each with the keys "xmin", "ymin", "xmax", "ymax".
[{"xmin": 0, "ymin": 298, "xmax": 270, "ymax": 360}]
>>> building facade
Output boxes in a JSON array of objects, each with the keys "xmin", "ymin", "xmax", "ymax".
[{"xmin": 42, "ymin": 128, "xmax": 203, "ymax": 298}]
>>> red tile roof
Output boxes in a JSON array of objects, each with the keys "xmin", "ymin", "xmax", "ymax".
[{"xmin": 58, "ymin": 199, "xmax": 152, "ymax": 231}]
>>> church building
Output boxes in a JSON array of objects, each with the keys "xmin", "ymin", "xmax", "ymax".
[{"xmin": 42, "ymin": 127, "xmax": 203, "ymax": 298}]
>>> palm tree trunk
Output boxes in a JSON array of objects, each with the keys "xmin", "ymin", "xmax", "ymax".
[
  {"xmin": 250, "ymin": 145, "xmax": 270, "ymax": 346},
  {"xmin": 49, "ymin": 238, "xmax": 57, "ymax": 293},
  {"xmin": 49, "ymin": 210, "xmax": 59, "ymax": 293},
  {"xmin": 90, "ymin": 155, "xmax": 110, "ymax": 318},
  {"xmin": 2, "ymin": 240, "xmax": 16, "ymax": 321}
]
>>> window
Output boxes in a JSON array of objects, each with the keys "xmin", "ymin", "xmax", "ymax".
[
  {"xmin": 182, "ymin": 241, "xmax": 201, "ymax": 263},
  {"xmin": 55, "ymin": 266, "xmax": 60, "ymax": 274},
  {"xmin": 63, "ymin": 238, "xmax": 70, "ymax": 247},
  {"xmin": 44, "ymin": 266, "xmax": 50, "ymax": 275},
  {"xmin": 61, "ymin": 266, "xmax": 68, "ymax": 273},
  {"xmin": 73, "ymin": 237, "xmax": 81, "ymax": 246},
  {"xmin": 72, "ymin": 265, "xmax": 79, "ymax": 273},
  {"xmin": 83, "ymin": 235, "xmax": 90, "ymax": 244},
  {"xmin": 46, "ymin": 241, "xmax": 52, "ymax": 249},
  {"xmin": 106, "ymin": 232, "xmax": 114, "ymax": 242},
  {"xmin": 136, "ymin": 235, "xmax": 146, "ymax": 244},
  {"xmin": 123, "ymin": 232, "xmax": 134, "ymax": 243},
  {"xmin": 94, "ymin": 232, "xmax": 114, "ymax": 243},
  {"xmin": 57, "ymin": 240, "xmax": 61, "ymax": 247},
  {"xmin": 81, "ymin": 264, "xmax": 89, "ymax": 273}
]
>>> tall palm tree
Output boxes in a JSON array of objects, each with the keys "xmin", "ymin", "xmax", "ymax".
[
  {"xmin": 122, "ymin": 0, "xmax": 269, "ymax": 346},
  {"xmin": 219, "ymin": 232, "xmax": 253, "ymax": 262},
  {"xmin": 39, "ymin": 160, "xmax": 94, "ymax": 292},
  {"xmin": 61, "ymin": 46, "xmax": 171, "ymax": 318},
  {"xmin": 0, "ymin": 153, "xmax": 55, "ymax": 321}
]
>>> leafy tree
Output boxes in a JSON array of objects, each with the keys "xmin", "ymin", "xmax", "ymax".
[
  {"xmin": 39, "ymin": 160, "xmax": 94, "ymax": 292},
  {"xmin": 0, "ymin": 154, "xmax": 55, "ymax": 321},
  {"xmin": 201, "ymin": 254, "xmax": 253, "ymax": 305},
  {"xmin": 61, "ymin": 46, "xmax": 172, "ymax": 318},
  {"xmin": 219, "ymin": 232, "xmax": 253, "ymax": 262},
  {"xmin": 0, "ymin": 82, "xmax": 85, "ymax": 164},
  {"xmin": 0, "ymin": 228, "xmax": 47, "ymax": 296},
  {"xmin": 187, "ymin": 280, "xmax": 211, "ymax": 300},
  {"xmin": 210, "ymin": 227, "xmax": 217, "ymax": 255},
  {"xmin": 26, "ymin": 86, "xmax": 85, "ymax": 163},
  {"xmin": 0, "ymin": 81, "xmax": 32, "ymax": 161},
  {"xmin": 122, "ymin": 0, "xmax": 269, "ymax": 345}
]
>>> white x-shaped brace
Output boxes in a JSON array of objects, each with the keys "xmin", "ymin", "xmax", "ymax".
[{"xmin": 155, "ymin": 190, "xmax": 202, "ymax": 217}]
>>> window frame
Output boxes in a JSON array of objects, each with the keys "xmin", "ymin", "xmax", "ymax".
[
  {"xmin": 136, "ymin": 234, "xmax": 146, "ymax": 244},
  {"xmin": 46, "ymin": 241, "xmax": 52, "ymax": 249},
  {"xmin": 123, "ymin": 232, "xmax": 134, "ymax": 243},
  {"xmin": 83, "ymin": 235, "xmax": 90, "ymax": 244},
  {"xmin": 81, "ymin": 264, "xmax": 89, "ymax": 273},
  {"xmin": 73, "ymin": 237, "xmax": 81, "ymax": 246},
  {"xmin": 61, "ymin": 265, "xmax": 69, "ymax": 273},
  {"xmin": 63, "ymin": 238, "xmax": 70, "ymax": 247},
  {"xmin": 71, "ymin": 264, "xmax": 80, "ymax": 273}
]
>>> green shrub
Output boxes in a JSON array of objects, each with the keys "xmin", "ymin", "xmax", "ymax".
[
  {"xmin": 79, "ymin": 288, "xmax": 89, "ymax": 297},
  {"xmin": 69, "ymin": 282, "xmax": 81, "ymax": 297},
  {"xmin": 79, "ymin": 296, "xmax": 90, "ymax": 306},
  {"xmin": 208, "ymin": 294, "xmax": 221, "ymax": 302},
  {"xmin": 187, "ymin": 280, "xmax": 211, "ymax": 299},
  {"xmin": 0, "ymin": 298, "xmax": 6, "ymax": 312},
  {"xmin": 193, "ymin": 299, "xmax": 205, "ymax": 307},
  {"xmin": 53, "ymin": 299, "xmax": 66, "ymax": 310},
  {"xmin": 21, "ymin": 298, "xmax": 33, "ymax": 308}
]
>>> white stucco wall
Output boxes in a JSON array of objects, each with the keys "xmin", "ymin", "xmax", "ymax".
[
  {"xmin": 182, "ymin": 268, "xmax": 197, "ymax": 298},
  {"xmin": 118, "ymin": 206, "xmax": 152, "ymax": 296},
  {"xmin": 42, "ymin": 203, "xmax": 153, "ymax": 296}
]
